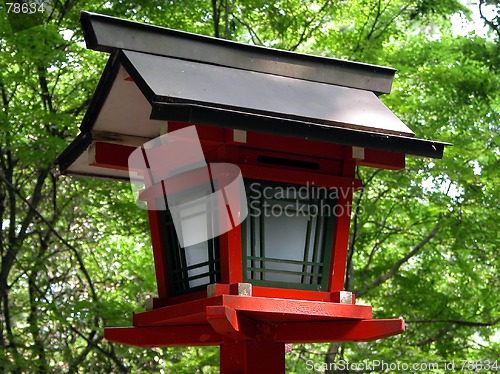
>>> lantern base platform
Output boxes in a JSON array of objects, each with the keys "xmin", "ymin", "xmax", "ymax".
[{"xmin": 105, "ymin": 295, "xmax": 404, "ymax": 347}]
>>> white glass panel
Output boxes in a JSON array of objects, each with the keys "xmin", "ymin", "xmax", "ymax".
[
  {"xmin": 263, "ymin": 207, "xmax": 308, "ymax": 283},
  {"xmin": 243, "ymin": 181, "xmax": 333, "ymax": 287},
  {"xmin": 265, "ymin": 214, "xmax": 308, "ymax": 260},
  {"xmin": 184, "ymin": 241, "xmax": 209, "ymax": 288}
]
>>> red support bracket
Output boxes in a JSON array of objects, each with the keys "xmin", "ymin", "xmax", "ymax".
[{"xmin": 206, "ymin": 306, "xmax": 257, "ymax": 341}]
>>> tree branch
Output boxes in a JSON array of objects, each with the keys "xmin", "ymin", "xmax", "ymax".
[
  {"xmin": 408, "ymin": 318, "xmax": 500, "ymax": 347},
  {"xmin": 407, "ymin": 318, "xmax": 500, "ymax": 327},
  {"xmin": 359, "ymin": 213, "xmax": 448, "ymax": 296},
  {"xmin": 0, "ymin": 171, "xmax": 99, "ymax": 303},
  {"xmin": 211, "ymin": 0, "xmax": 221, "ymax": 38},
  {"xmin": 28, "ymin": 273, "xmax": 49, "ymax": 372},
  {"xmin": 233, "ymin": 15, "xmax": 264, "ymax": 45},
  {"xmin": 289, "ymin": 0, "xmax": 332, "ymax": 51},
  {"xmin": 37, "ymin": 67, "xmax": 54, "ymax": 113},
  {"xmin": 223, "ymin": 0, "xmax": 235, "ymax": 39},
  {"xmin": 366, "ymin": 0, "xmax": 384, "ymax": 40},
  {"xmin": 479, "ymin": 0, "xmax": 500, "ymax": 40},
  {"xmin": 413, "ymin": 322, "xmax": 453, "ymax": 347},
  {"xmin": 0, "ymin": 171, "xmax": 128, "ymax": 370},
  {"xmin": 345, "ymin": 167, "xmax": 364, "ymax": 291},
  {"xmin": 373, "ymin": 3, "xmax": 411, "ymax": 40}
]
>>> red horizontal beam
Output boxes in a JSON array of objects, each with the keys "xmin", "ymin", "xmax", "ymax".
[
  {"xmin": 239, "ymin": 164, "xmax": 362, "ymax": 190},
  {"xmin": 133, "ymin": 295, "xmax": 372, "ymax": 327},
  {"xmin": 357, "ymin": 148, "xmax": 405, "ymax": 170},
  {"xmin": 133, "ymin": 297, "xmax": 221, "ymax": 327},
  {"xmin": 105, "ymin": 318, "xmax": 404, "ymax": 347},
  {"xmin": 168, "ymin": 122, "xmax": 347, "ymax": 160},
  {"xmin": 90, "ymin": 140, "xmax": 403, "ymax": 184},
  {"xmin": 90, "ymin": 141, "xmax": 134, "ymax": 171},
  {"xmin": 274, "ymin": 318, "xmax": 405, "ymax": 343},
  {"xmin": 221, "ymin": 295, "xmax": 371, "ymax": 321},
  {"xmin": 90, "ymin": 129, "xmax": 404, "ymax": 177},
  {"xmin": 104, "ymin": 325, "xmax": 223, "ymax": 347}
]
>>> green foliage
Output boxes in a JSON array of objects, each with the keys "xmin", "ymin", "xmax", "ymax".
[{"xmin": 0, "ymin": 0, "xmax": 498, "ymax": 372}]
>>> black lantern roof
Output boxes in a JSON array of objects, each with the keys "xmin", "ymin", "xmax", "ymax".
[{"xmin": 57, "ymin": 11, "xmax": 449, "ymax": 180}]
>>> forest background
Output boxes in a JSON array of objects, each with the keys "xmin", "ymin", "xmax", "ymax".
[{"xmin": 0, "ymin": 0, "xmax": 498, "ymax": 372}]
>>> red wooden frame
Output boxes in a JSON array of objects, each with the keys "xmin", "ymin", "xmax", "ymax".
[
  {"xmin": 101, "ymin": 129, "xmax": 364, "ymax": 303},
  {"xmin": 148, "ymin": 210, "xmax": 169, "ymax": 299},
  {"xmin": 90, "ymin": 122, "xmax": 408, "ymax": 373},
  {"xmin": 89, "ymin": 123, "xmax": 373, "ymax": 303},
  {"xmin": 328, "ymin": 188, "xmax": 354, "ymax": 292}
]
